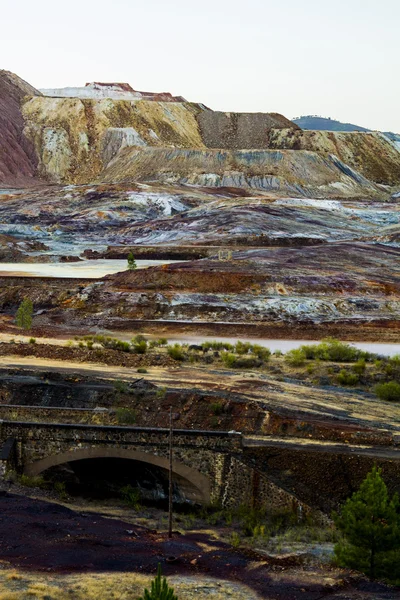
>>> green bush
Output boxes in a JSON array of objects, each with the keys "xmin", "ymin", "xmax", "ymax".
[
  {"xmin": 29, "ymin": 337, "xmax": 36, "ymax": 344},
  {"xmin": 167, "ymin": 344, "xmax": 185, "ymax": 361},
  {"xmin": 211, "ymin": 402, "xmax": 223, "ymax": 415},
  {"xmin": 132, "ymin": 340, "xmax": 148, "ymax": 354},
  {"xmin": 284, "ymin": 348, "xmax": 307, "ymax": 367},
  {"xmin": 337, "ymin": 370, "xmax": 359, "ymax": 386},
  {"xmin": 19, "ymin": 474, "xmax": 46, "ymax": 489},
  {"xmin": 230, "ymin": 532, "xmax": 241, "ymax": 548},
  {"xmin": 120, "ymin": 484, "xmax": 141, "ymax": 510},
  {"xmin": 374, "ymin": 381, "xmax": 400, "ymax": 402},
  {"xmin": 115, "ymin": 407, "xmax": 136, "ymax": 424},
  {"xmin": 251, "ymin": 344, "xmax": 271, "ymax": 361},
  {"xmin": 300, "ymin": 338, "xmax": 365, "ymax": 362},
  {"xmin": 235, "ymin": 340, "xmax": 252, "ymax": 355},
  {"xmin": 221, "ymin": 352, "xmax": 236, "ymax": 368},
  {"xmin": 232, "ymin": 357, "xmax": 262, "ymax": 369},
  {"xmin": 114, "ymin": 380, "xmax": 129, "ymax": 394},
  {"xmin": 353, "ymin": 359, "xmax": 366, "ymax": 375},
  {"xmin": 99, "ymin": 337, "xmax": 131, "ymax": 353},
  {"xmin": 137, "ymin": 367, "xmax": 148, "ymax": 374}
]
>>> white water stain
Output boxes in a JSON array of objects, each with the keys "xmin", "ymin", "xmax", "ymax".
[{"xmin": 0, "ymin": 259, "xmax": 183, "ymax": 278}]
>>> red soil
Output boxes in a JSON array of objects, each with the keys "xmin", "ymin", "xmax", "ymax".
[
  {"xmin": 0, "ymin": 71, "xmax": 41, "ymax": 186},
  {"xmin": 0, "ymin": 493, "xmax": 396, "ymax": 599}
]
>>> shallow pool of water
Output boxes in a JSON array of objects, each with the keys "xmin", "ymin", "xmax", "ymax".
[{"xmin": 0, "ymin": 259, "xmax": 183, "ymax": 278}]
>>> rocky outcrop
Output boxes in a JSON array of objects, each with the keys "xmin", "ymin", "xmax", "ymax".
[
  {"xmin": 268, "ymin": 129, "xmax": 400, "ymax": 185},
  {"xmin": 197, "ymin": 111, "xmax": 298, "ymax": 149},
  {"xmin": 0, "ymin": 70, "xmax": 41, "ymax": 186}
]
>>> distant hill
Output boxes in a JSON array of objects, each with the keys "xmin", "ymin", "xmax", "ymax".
[{"xmin": 292, "ymin": 115, "xmax": 400, "ymax": 144}]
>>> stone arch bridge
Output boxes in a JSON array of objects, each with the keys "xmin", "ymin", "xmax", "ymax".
[{"xmin": 1, "ymin": 420, "xmax": 400, "ymax": 512}]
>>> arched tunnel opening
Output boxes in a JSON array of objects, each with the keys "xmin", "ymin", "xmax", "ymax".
[{"xmin": 39, "ymin": 457, "xmax": 205, "ymax": 509}]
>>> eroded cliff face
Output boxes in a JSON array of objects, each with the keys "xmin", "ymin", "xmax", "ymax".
[
  {"xmin": 0, "ymin": 71, "xmax": 41, "ymax": 186},
  {"xmin": 268, "ymin": 129, "xmax": 400, "ymax": 186},
  {"xmin": 22, "ymin": 97, "xmax": 206, "ymax": 183}
]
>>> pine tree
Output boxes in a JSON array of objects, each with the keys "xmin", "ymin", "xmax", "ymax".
[
  {"xmin": 334, "ymin": 466, "xmax": 400, "ymax": 581},
  {"xmin": 15, "ymin": 297, "xmax": 33, "ymax": 330},
  {"xmin": 127, "ymin": 252, "xmax": 137, "ymax": 270},
  {"xmin": 138, "ymin": 564, "xmax": 178, "ymax": 600}
]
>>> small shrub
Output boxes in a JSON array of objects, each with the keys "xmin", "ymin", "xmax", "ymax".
[
  {"xmin": 284, "ymin": 348, "xmax": 306, "ymax": 367},
  {"xmin": 86, "ymin": 340, "xmax": 94, "ymax": 350},
  {"xmin": 28, "ymin": 337, "xmax": 36, "ymax": 344},
  {"xmin": 233, "ymin": 357, "xmax": 262, "ymax": 369},
  {"xmin": 54, "ymin": 481, "xmax": 68, "ymax": 500},
  {"xmin": 132, "ymin": 340, "xmax": 148, "ymax": 354},
  {"xmin": 337, "ymin": 370, "xmax": 359, "ymax": 386},
  {"xmin": 156, "ymin": 386, "xmax": 167, "ymax": 399},
  {"xmin": 115, "ymin": 407, "xmax": 136, "ymax": 424},
  {"xmin": 353, "ymin": 359, "xmax": 366, "ymax": 375},
  {"xmin": 114, "ymin": 380, "xmax": 129, "ymax": 394},
  {"xmin": 230, "ymin": 531, "xmax": 241, "ymax": 548},
  {"xmin": 120, "ymin": 484, "xmax": 141, "ymax": 510},
  {"xmin": 19, "ymin": 474, "xmax": 46, "ymax": 489},
  {"xmin": 137, "ymin": 367, "xmax": 148, "ymax": 374},
  {"xmin": 138, "ymin": 563, "xmax": 178, "ymax": 600},
  {"xmin": 273, "ymin": 349, "xmax": 283, "ymax": 357},
  {"xmin": 251, "ymin": 344, "xmax": 271, "ymax": 361},
  {"xmin": 374, "ymin": 381, "xmax": 400, "ymax": 402},
  {"xmin": 221, "ymin": 352, "xmax": 236, "ymax": 367},
  {"xmin": 167, "ymin": 344, "xmax": 185, "ymax": 361},
  {"xmin": 211, "ymin": 402, "xmax": 223, "ymax": 415},
  {"xmin": 235, "ymin": 340, "xmax": 252, "ymax": 355}
]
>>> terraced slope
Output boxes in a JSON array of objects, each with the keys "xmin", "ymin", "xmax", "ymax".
[
  {"xmin": 268, "ymin": 129, "xmax": 400, "ymax": 185},
  {"xmin": 22, "ymin": 96, "xmax": 206, "ymax": 183},
  {"xmin": 98, "ymin": 146, "xmax": 383, "ymax": 198}
]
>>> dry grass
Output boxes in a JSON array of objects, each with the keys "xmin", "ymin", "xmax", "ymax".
[{"xmin": 0, "ymin": 569, "xmax": 262, "ymax": 600}]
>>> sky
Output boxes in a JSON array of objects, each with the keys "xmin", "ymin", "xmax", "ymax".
[{"xmin": 2, "ymin": 0, "xmax": 400, "ymax": 132}]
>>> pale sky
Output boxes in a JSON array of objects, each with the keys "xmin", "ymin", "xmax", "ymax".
[{"xmin": 3, "ymin": 0, "xmax": 400, "ymax": 132}]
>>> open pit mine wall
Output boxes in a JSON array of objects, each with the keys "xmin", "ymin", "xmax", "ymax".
[{"xmin": 20, "ymin": 95, "xmax": 400, "ymax": 194}]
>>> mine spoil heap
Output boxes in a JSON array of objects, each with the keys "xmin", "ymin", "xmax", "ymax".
[
  {"xmin": 0, "ymin": 70, "xmax": 41, "ymax": 186},
  {"xmin": 0, "ymin": 70, "xmax": 399, "ymax": 197}
]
